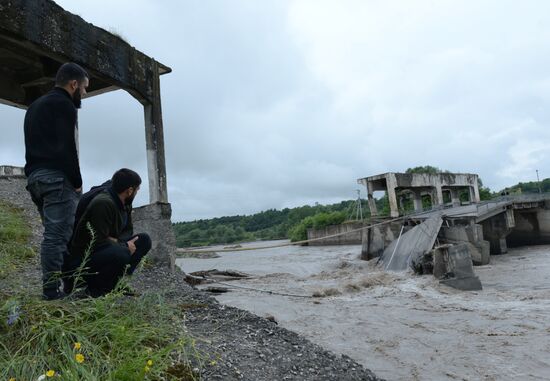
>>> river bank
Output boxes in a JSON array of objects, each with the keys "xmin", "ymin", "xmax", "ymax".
[{"xmin": 0, "ymin": 190, "xmax": 381, "ymax": 380}]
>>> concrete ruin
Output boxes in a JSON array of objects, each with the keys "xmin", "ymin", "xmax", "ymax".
[
  {"xmin": 358, "ymin": 172, "xmax": 480, "ymax": 218},
  {"xmin": 0, "ymin": 0, "xmax": 175, "ymax": 268},
  {"xmin": 353, "ymin": 171, "xmax": 550, "ymax": 290}
]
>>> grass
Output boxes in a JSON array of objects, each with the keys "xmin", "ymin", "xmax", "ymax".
[
  {"xmin": 0, "ymin": 201, "xmax": 34, "ymax": 279},
  {"xmin": 0, "ymin": 201, "xmax": 200, "ymax": 380}
]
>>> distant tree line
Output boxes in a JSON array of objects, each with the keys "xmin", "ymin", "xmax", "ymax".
[
  {"xmin": 502, "ymin": 178, "xmax": 550, "ymax": 194},
  {"xmin": 172, "ymin": 164, "xmax": 548, "ymax": 247},
  {"xmin": 172, "ymin": 200, "xmax": 368, "ymax": 247}
]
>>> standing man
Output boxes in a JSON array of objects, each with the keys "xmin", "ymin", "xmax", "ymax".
[{"xmin": 24, "ymin": 62, "xmax": 89, "ymax": 300}]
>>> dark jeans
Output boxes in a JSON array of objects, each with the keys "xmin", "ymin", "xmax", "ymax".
[
  {"xmin": 85, "ymin": 233, "xmax": 151, "ymax": 297},
  {"xmin": 26, "ymin": 169, "xmax": 79, "ymax": 297}
]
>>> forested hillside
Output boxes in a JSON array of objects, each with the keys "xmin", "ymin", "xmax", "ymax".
[{"xmin": 172, "ymin": 200, "xmax": 368, "ymax": 247}]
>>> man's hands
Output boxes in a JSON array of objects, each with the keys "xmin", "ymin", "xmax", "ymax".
[{"xmin": 127, "ymin": 236, "xmax": 139, "ymax": 255}]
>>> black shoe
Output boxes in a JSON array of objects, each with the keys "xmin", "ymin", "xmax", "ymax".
[
  {"xmin": 85, "ymin": 287, "xmax": 104, "ymax": 298},
  {"xmin": 62, "ymin": 277, "xmax": 75, "ymax": 295}
]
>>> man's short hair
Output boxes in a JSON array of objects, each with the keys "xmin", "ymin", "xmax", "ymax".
[
  {"xmin": 112, "ymin": 169, "xmax": 142, "ymax": 193},
  {"xmin": 55, "ymin": 62, "xmax": 89, "ymax": 87}
]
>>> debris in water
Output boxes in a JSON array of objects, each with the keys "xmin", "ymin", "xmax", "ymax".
[
  {"xmin": 204, "ymin": 286, "xmax": 230, "ymax": 294},
  {"xmin": 312, "ymin": 288, "xmax": 342, "ymax": 298}
]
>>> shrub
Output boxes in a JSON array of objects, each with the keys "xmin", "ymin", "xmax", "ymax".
[{"xmin": 289, "ymin": 212, "xmax": 346, "ymax": 242}]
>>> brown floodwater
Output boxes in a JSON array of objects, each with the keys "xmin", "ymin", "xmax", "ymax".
[{"xmin": 177, "ymin": 242, "xmax": 550, "ymax": 381}]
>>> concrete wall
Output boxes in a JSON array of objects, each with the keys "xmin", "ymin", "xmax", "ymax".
[
  {"xmin": 438, "ymin": 224, "xmax": 490, "ymax": 265},
  {"xmin": 306, "ymin": 222, "xmax": 364, "ymax": 246},
  {"xmin": 0, "ymin": 165, "xmax": 25, "ymax": 177},
  {"xmin": 394, "ymin": 173, "xmax": 478, "ymax": 189},
  {"xmin": 360, "ymin": 220, "xmax": 403, "ymax": 260}
]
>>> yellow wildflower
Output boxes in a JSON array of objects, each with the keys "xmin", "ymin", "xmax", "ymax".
[
  {"xmin": 74, "ymin": 342, "xmax": 82, "ymax": 350},
  {"xmin": 144, "ymin": 366, "xmax": 151, "ymax": 373},
  {"xmin": 46, "ymin": 370, "xmax": 56, "ymax": 377},
  {"xmin": 147, "ymin": 359, "xmax": 153, "ymax": 366},
  {"xmin": 9, "ymin": 378, "xmax": 16, "ymax": 381},
  {"xmin": 210, "ymin": 360, "xmax": 217, "ymax": 366},
  {"xmin": 75, "ymin": 353, "xmax": 85, "ymax": 363}
]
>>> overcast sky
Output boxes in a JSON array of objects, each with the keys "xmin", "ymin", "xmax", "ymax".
[{"xmin": 2, "ymin": 0, "xmax": 549, "ymax": 221}]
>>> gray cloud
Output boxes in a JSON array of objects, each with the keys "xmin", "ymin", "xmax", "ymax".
[{"xmin": 2, "ymin": 0, "xmax": 549, "ymax": 220}]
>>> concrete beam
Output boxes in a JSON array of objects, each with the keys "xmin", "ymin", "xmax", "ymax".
[{"xmin": 0, "ymin": 0, "xmax": 171, "ymax": 106}]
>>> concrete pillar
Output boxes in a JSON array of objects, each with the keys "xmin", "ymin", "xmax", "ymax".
[
  {"xmin": 386, "ymin": 174, "xmax": 399, "ymax": 217},
  {"xmin": 143, "ymin": 60, "xmax": 168, "ymax": 204},
  {"xmin": 137, "ymin": 60, "xmax": 176, "ymax": 270},
  {"xmin": 505, "ymin": 208, "xmax": 515, "ymax": 228},
  {"xmin": 482, "ymin": 213, "xmax": 510, "ymax": 255},
  {"xmin": 470, "ymin": 186, "xmax": 480, "ymax": 203},
  {"xmin": 413, "ymin": 190, "xmax": 423, "ymax": 212},
  {"xmin": 434, "ymin": 185, "xmax": 444, "ymax": 207},
  {"xmin": 450, "ymin": 188, "xmax": 460, "ymax": 206},
  {"xmin": 367, "ymin": 181, "xmax": 378, "ymax": 217}
]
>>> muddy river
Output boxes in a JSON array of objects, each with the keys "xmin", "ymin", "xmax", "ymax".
[{"xmin": 177, "ymin": 242, "xmax": 550, "ymax": 381}]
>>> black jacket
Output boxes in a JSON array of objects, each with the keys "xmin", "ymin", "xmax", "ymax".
[
  {"xmin": 24, "ymin": 87, "xmax": 82, "ymax": 188},
  {"xmin": 70, "ymin": 188, "xmax": 133, "ymax": 258}
]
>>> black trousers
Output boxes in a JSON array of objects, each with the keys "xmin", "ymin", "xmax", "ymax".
[{"xmin": 85, "ymin": 233, "xmax": 151, "ymax": 297}]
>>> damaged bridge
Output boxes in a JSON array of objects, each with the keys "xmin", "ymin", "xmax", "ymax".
[
  {"xmin": 358, "ymin": 172, "xmax": 550, "ymax": 290},
  {"xmin": 412, "ymin": 193, "xmax": 550, "ymax": 255},
  {"xmin": 364, "ymin": 193, "xmax": 550, "ymax": 266}
]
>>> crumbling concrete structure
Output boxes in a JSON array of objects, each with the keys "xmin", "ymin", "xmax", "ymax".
[
  {"xmin": 0, "ymin": 0, "xmax": 175, "ymax": 268},
  {"xmin": 357, "ymin": 172, "xmax": 480, "ymax": 218},
  {"xmin": 363, "ymin": 192, "xmax": 550, "ymax": 290}
]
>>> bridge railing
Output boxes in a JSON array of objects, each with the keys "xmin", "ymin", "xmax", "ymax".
[
  {"xmin": 403, "ymin": 192, "xmax": 549, "ymax": 219},
  {"xmin": 491, "ymin": 192, "xmax": 550, "ymax": 203}
]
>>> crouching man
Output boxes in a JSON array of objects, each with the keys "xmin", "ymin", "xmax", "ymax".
[{"xmin": 70, "ymin": 168, "xmax": 151, "ymax": 297}]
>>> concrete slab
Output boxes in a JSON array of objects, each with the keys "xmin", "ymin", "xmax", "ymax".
[
  {"xmin": 382, "ymin": 213, "xmax": 443, "ymax": 271},
  {"xmin": 436, "ymin": 243, "xmax": 483, "ymax": 291}
]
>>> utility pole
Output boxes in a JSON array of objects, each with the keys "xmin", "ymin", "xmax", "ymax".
[
  {"xmin": 536, "ymin": 169, "xmax": 542, "ymax": 194},
  {"xmin": 355, "ymin": 189, "xmax": 363, "ymax": 221}
]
